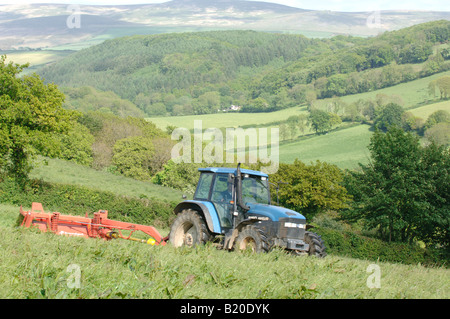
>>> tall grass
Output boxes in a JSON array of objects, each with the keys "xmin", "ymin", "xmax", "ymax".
[{"xmin": 1, "ymin": 203, "xmax": 448, "ymax": 299}]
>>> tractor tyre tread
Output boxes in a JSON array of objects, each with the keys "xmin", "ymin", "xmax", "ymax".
[{"xmin": 169, "ymin": 209, "xmax": 211, "ymax": 247}]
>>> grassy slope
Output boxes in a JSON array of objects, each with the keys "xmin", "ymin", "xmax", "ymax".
[
  {"xmin": 410, "ymin": 100, "xmax": 450, "ymax": 118},
  {"xmin": 29, "ymin": 158, "xmax": 184, "ymax": 202},
  {"xmin": 279, "ymin": 125, "xmax": 373, "ymax": 169},
  {"xmin": 338, "ymin": 70, "xmax": 450, "ymax": 109},
  {"xmin": 0, "ymin": 203, "xmax": 448, "ymax": 299},
  {"xmin": 147, "ymin": 71, "xmax": 449, "ymax": 170}
]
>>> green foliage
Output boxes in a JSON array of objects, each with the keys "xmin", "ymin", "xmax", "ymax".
[
  {"xmin": 424, "ymin": 109, "xmax": 450, "ymax": 129},
  {"xmin": 343, "ymin": 126, "xmax": 450, "ymax": 250},
  {"xmin": 112, "ymin": 136, "xmax": 155, "ymax": 181},
  {"xmin": 57, "ymin": 122, "xmax": 95, "ymax": 166},
  {"xmin": 373, "ymin": 103, "xmax": 404, "ymax": 132},
  {"xmin": 0, "ymin": 55, "xmax": 78, "ymax": 184},
  {"xmin": 63, "ymin": 86, "xmax": 146, "ymax": 118},
  {"xmin": 428, "ymin": 76, "xmax": 450, "ymax": 99},
  {"xmin": 315, "ymin": 226, "xmax": 448, "ymax": 266},
  {"xmin": 308, "ymin": 109, "xmax": 341, "ymax": 134},
  {"xmin": 425, "ymin": 122, "xmax": 450, "ymax": 146},
  {"xmin": 269, "ymin": 159, "xmax": 351, "ymax": 219},
  {"xmin": 83, "ymin": 111, "xmax": 169, "ymax": 172},
  {"xmin": 153, "ymin": 160, "xmax": 206, "ymax": 195}
]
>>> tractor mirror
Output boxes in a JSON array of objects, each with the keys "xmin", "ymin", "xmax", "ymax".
[{"xmin": 227, "ymin": 173, "xmax": 234, "ymax": 184}]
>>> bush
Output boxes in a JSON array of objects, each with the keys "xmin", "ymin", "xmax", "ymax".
[{"xmin": 315, "ymin": 226, "xmax": 448, "ymax": 267}]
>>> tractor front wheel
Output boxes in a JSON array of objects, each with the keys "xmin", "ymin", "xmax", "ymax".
[
  {"xmin": 234, "ymin": 225, "xmax": 269, "ymax": 253},
  {"xmin": 169, "ymin": 209, "xmax": 211, "ymax": 248},
  {"xmin": 304, "ymin": 231, "xmax": 327, "ymax": 257}
]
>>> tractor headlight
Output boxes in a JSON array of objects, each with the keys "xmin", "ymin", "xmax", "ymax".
[{"xmin": 284, "ymin": 222, "xmax": 306, "ymax": 229}]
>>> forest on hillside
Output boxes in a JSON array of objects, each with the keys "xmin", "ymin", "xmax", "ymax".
[{"xmin": 39, "ymin": 20, "xmax": 450, "ymax": 117}]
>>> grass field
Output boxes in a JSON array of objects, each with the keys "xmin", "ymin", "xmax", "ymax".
[
  {"xmin": 1, "ymin": 50, "xmax": 74, "ymax": 75},
  {"xmin": 279, "ymin": 124, "xmax": 373, "ymax": 169},
  {"xmin": 409, "ymin": 100, "xmax": 450, "ymax": 119},
  {"xmin": 146, "ymin": 70, "xmax": 450, "ymax": 171},
  {"xmin": 29, "ymin": 158, "xmax": 184, "ymax": 202},
  {"xmin": 0, "ymin": 203, "xmax": 448, "ymax": 299},
  {"xmin": 147, "ymin": 107, "xmax": 309, "ymax": 131},
  {"xmin": 337, "ymin": 70, "xmax": 450, "ymax": 109}
]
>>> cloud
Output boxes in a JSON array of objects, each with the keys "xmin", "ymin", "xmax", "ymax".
[{"xmin": 1, "ymin": 0, "xmax": 449, "ymax": 11}]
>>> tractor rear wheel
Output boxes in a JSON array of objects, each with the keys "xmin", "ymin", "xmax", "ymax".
[
  {"xmin": 304, "ymin": 231, "xmax": 327, "ymax": 257},
  {"xmin": 169, "ymin": 209, "xmax": 211, "ymax": 248},
  {"xmin": 234, "ymin": 225, "xmax": 269, "ymax": 253}
]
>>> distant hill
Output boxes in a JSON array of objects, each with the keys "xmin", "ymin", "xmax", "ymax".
[
  {"xmin": 37, "ymin": 21, "xmax": 450, "ymax": 117},
  {"xmin": 0, "ymin": 0, "xmax": 449, "ymax": 50}
]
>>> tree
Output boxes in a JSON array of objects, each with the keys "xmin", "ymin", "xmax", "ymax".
[
  {"xmin": 112, "ymin": 136, "xmax": 155, "ymax": 181},
  {"xmin": 343, "ymin": 126, "xmax": 449, "ymax": 249},
  {"xmin": 308, "ymin": 109, "xmax": 332, "ymax": 134},
  {"xmin": 308, "ymin": 109, "xmax": 341, "ymax": 134},
  {"xmin": 424, "ymin": 109, "xmax": 450, "ymax": 130},
  {"xmin": 270, "ymin": 159, "xmax": 351, "ymax": 220},
  {"xmin": 58, "ymin": 122, "xmax": 95, "ymax": 166},
  {"xmin": 428, "ymin": 76, "xmax": 450, "ymax": 100},
  {"xmin": 425, "ymin": 122, "xmax": 450, "ymax": 147},
  {"xmin": 0, "ymin": 55, "xmax": 77, "ymax": 184},
  {"xmin": 373, "ymin": 103, "xmax": 404, "ymax": 132}
]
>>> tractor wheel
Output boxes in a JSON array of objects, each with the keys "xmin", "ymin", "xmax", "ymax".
[
  {"xmin": 169, "ymin": 209, "xmax": 211, "ymax": 248},
  {"xmin": 234, "ymin": 225, "xmax": 270, "ymax": 253},
  {"xmin": 304, "ymin": 231, "xmax": 327, "ymax": 257}
]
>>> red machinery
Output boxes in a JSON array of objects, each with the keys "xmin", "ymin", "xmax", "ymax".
[{"xmin": 19, "ymin": 202, "xmax": 168, "ymax": 246}]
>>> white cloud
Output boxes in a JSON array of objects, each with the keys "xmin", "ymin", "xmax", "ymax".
[{"xmin": 0, "ymin": 0, "xmax": 449, "ymax": 12}]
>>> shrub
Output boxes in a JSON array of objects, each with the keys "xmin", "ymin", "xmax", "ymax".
[{"xmin": 315, "ymin": 226, "xmax": 448, "ymax": 267}]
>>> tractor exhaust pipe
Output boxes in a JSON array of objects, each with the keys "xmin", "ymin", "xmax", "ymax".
[{"xmin": 236, "ymin": 163, "xmax": 249, "ymax": 212}]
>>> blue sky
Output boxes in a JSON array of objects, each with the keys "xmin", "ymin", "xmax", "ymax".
[{"xmin": 1, "ymin": 0, "xmax": 449, "ymax": 12}]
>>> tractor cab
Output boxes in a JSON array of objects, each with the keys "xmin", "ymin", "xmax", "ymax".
[{"xmin": 194, "ymin": 167, "xmax": 270, "ymax": 230}]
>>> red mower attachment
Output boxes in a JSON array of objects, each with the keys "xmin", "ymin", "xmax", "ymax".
[{"xmin": 19, "ymin": 202, "xmax": 168, "ymax": 246}]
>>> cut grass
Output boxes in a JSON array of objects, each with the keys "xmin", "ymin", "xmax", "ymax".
[{"xmin": 0, "ymin": 203, "xmax": 448, "ymax": 299}]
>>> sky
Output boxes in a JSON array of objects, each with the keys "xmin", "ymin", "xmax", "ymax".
[{"xmin": 0, "ymin": 0, "xmax": 449, "ymax": 12}]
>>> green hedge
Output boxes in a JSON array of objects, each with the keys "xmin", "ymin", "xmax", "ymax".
[
  {"xmin": 315, "ymin": 226, "xmax": 448, "ymax": 267},
  {"xmin": 0, "ymin": 178, "xmax": 177, "ymax": 228}
]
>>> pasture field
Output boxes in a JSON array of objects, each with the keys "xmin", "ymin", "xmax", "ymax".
[
  {"xmin": 337, "ymin": 70, "xmax": 450, "ymax": 109},
  {"xmin": 279, "ymin": 124, "xmax": 373, "ymax": 169},
  {"xmin": 146, "ymin": 106, "xmax": 309, "ymax": 131},
  {"xmin": 409, "ymin": 100, "xmax": 450, "ymax": 119},
  {"xmin": 0, "ymin": 203, "xmax": 448, "ymax": 299},
  {"xmin": 1, "ymin": 50, "xmax": 73, "ymax": 75}
]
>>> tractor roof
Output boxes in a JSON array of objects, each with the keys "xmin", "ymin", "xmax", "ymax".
[{"xmin": 198, "ymin": 167, "xmax": 269, "ymax": 178}]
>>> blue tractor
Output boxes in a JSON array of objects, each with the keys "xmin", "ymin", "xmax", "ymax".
[{"xmin": 169, "ymin": 164, "xmax": 326, "ymax": 257}]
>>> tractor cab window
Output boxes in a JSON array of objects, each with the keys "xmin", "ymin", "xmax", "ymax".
[
  {"xmin": 194, "ymin": 172, "xmax": 213, "ymax": 200},
  {"xmin": 211, "ymin": 174, "xmax": 233, "ymax": 228},
  {"xmin": 242, "ymin": 175, "xmax": 270, "ymax": 205}
]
